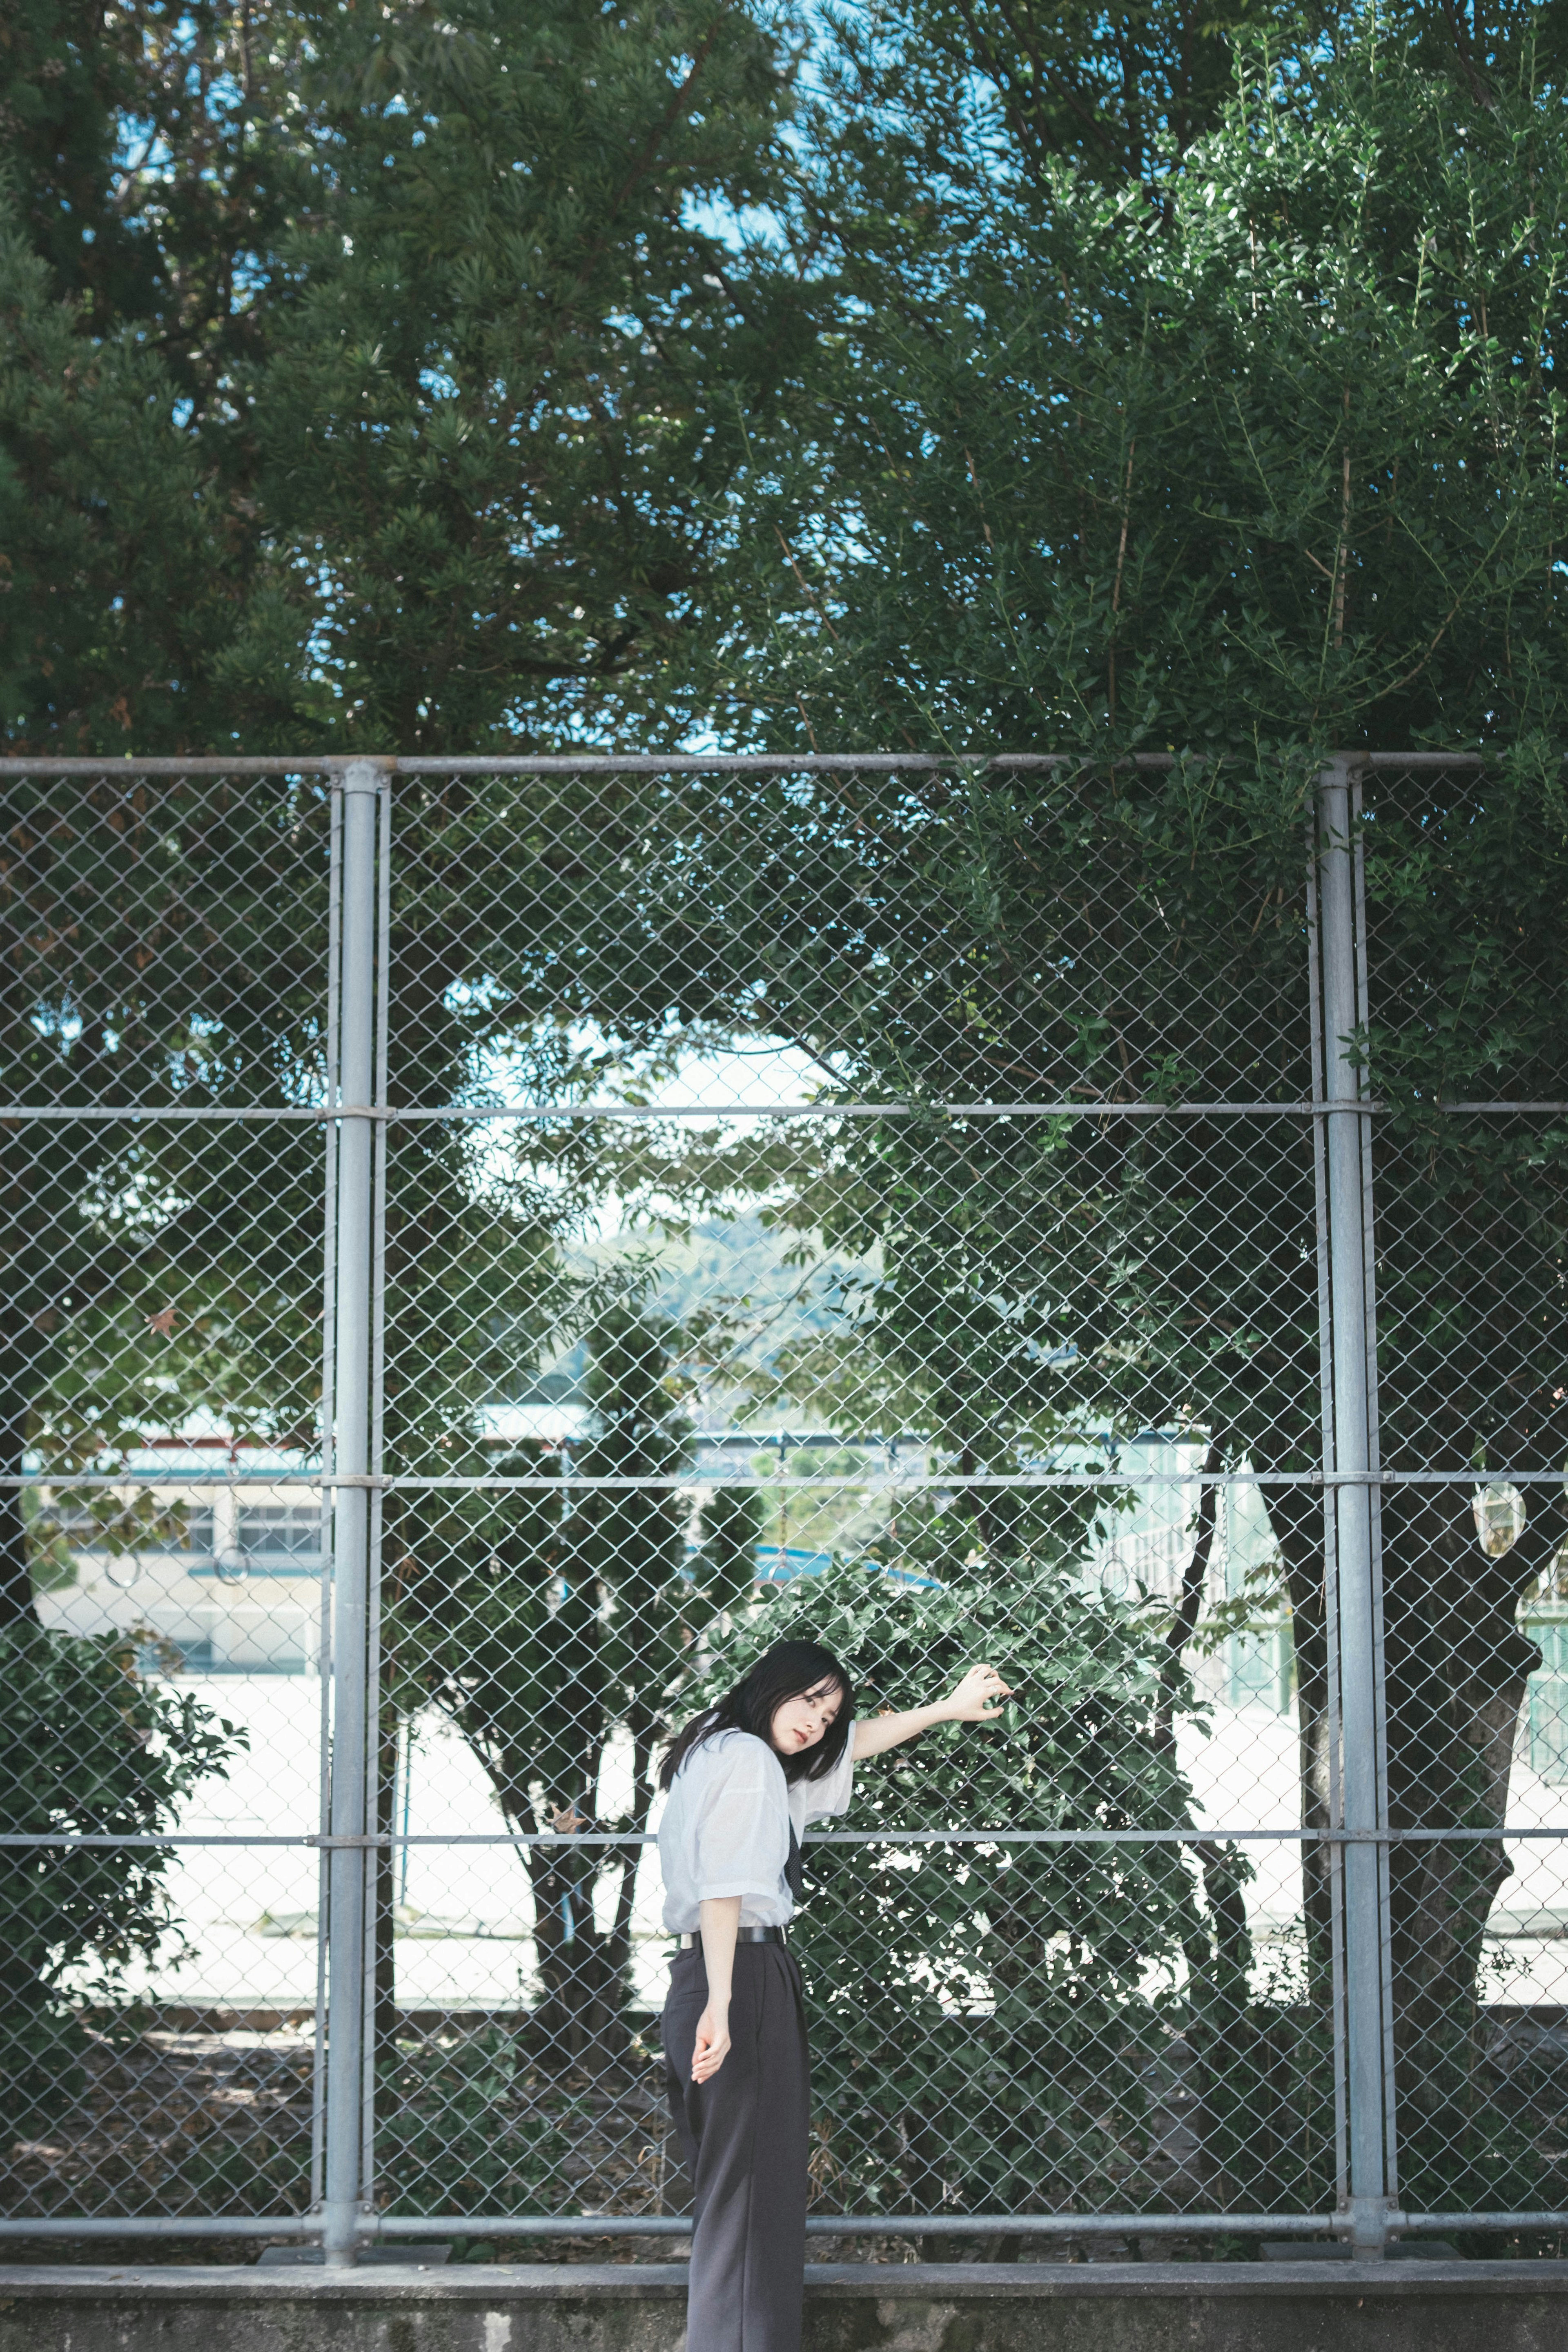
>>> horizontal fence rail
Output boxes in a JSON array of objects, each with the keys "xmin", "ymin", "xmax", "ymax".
[{"xmin": 0, "ymin": 751, "xmax": 1563, "ymax": 2269}]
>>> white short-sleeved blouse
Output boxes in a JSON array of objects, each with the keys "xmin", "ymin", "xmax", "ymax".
[{"xmin": 656, "ymin": 1726, "xmax": 855, "ymax": 1933}]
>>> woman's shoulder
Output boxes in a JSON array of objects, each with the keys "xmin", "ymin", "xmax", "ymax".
[{"xmin": 683, "ymin": 1728, "xmax": 781, "ymax": 1781}]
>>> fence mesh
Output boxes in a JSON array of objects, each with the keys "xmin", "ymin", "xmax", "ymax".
[
  {"xmin": 0, "ymin": 766, "xmax": 331, "ymax": 2227},
  {"xmin": 1, "ymin": 752, "xmax": 1564, "ymax": 2256},
  {"xmin": 1356, "ymin": 760, "xmax": 1568, "ymax": 2227}
]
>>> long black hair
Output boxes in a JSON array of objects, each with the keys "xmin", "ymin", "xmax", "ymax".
[{"xmin": 659, "ymin": 1639, "xmax": 855, "ymax": 1791}]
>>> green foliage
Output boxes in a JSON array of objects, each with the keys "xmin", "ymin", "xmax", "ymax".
[
  {"xmin": 0, "ymin": 1624, "xmax": 246, "ymax": 2127},
  {"xmin": 0, "ymin": 199, "xmax": 254, "ymax": 751},
  {"xmin": 1, "ymin": 0, "xmax": 814, "ymax": 752},
  {"xmin": 701, "ymin": 1486, "xmax": 765, "ymax": 1622},
  {"xmin": 643, "ymin": 13, "xmax": 1568, "ymax": 2181},
  {"xmin": 1, "ymin": 0, "xmax": 305, "ymax": 362},
  {"xmin": 375, "ymin": 2029, "xmax": 570, "ymax": 2216},
  {"xmin": 909, "ymin": 0, "xmax": 1274, "ymax": 189},
  {"xmin": 0, "ymin": 771, "xmax": 333, "ymax": 1623},
  {"xmin": 829, "ymin": 0, "xmax": 1568, "ymax": 203},
  {"xmin": 732, "ymin": 25, "xmax": 1568, "ymax": 754},
  {"xmin": 396, "ymin": 1309, "xmax": 693, "ymax": 1813},
  {"xmin": 242, "ymin": 0, "xmax": 815, "ymax": 749},
  {"xmin": 392, "ymin": 1309, "xmax": 723, "ymax": 2069},
  {"xmin": 693, "ymin": 1553, "xmax": 1216, "ymax": 2214}
]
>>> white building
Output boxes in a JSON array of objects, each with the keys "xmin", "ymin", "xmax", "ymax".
[{"xmin": 35, "ymin": 1436, "xmax": 327, "ymax": 1674}]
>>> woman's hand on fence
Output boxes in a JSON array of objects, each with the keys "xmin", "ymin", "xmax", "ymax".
[
  {"xmin": 691, "ymin": 2000, "xmax": 733, "ymax": 2083},
  {"xmin": 942, "ymin": 1663, "xmax": 1013, "ymax": 1722}
]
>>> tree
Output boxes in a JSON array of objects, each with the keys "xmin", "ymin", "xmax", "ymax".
[
  {"xmin": 1, "ymin": 0, "xmax": 816, "ymax": 751},
  {"xmin": 856, "ymin": 0, "xmax": 1271, "ymax": 194},
  {"xmin": 241, "ymin": 0, "xmax": 816, "ymax": 749},
  {"xmin": 1, "ymin": 0, "xmax": 817, "ymax": 2097},
  {"xmin": 390, "ymin": 1307, "xmax": 733, "ymax": 2100},
  {"xmin": 0, "ymin": 767, "xmax": 333, "ymax": 1629},
  {"xmin": 0, "ymin": 764, "xmax": 338, "ymax": 2145},
  {"xmin": 725, "ymin": 22, "xmax": 1567, "ymax": 751},
  {"xmin": 421, "ymin": 7, "xmax": 1568, "ymax": 2199},
  {"xmin": 0, "ymin": 2, "xmax": 312, "ymax": 751},
  {"xmin": 830, "ymin": 0, "xmax": 1568, "ymax": 202},
  {"xmin": 0, "ymin": 1622, "xmax": 245, "ymax": 2135},
  {"xmin": 669, "ymin": 16, "xmax": 1568, "ymax": 2193}
]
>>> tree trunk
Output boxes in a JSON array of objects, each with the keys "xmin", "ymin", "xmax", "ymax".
[
  {"xmin": 521, "ymin": 1817, "xmax": 617, "ymax": 2075},
  {"xmin": 1379, "ymin": 1481, "xmax": 1553, "ymax": 2174},
  {"xmin": 1155, "ymin": 1444, "xmax": 1284, "ymax": 2200},
  {"xmin": 1262, "ymin": 1457, "xmax": 1559, "ymax": 2185}
]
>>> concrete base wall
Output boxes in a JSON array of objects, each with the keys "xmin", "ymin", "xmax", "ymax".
[{"xmin": 4, "ymin": 2261, "xmax": 1568, "ymax": 2352}]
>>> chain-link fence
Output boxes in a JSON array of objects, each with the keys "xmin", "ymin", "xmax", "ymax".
[{"xmin": 1, "ymin": 750, "xmax": 1564, "ymax": 2263}]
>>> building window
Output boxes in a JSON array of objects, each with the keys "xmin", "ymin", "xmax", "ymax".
[
  {"xmin": 239, "ymin": 1506, "xmax": 327, "ymax": 1564},
  {"xmin": 36, "ymin": 1502, "xmax": 215, "ymax": 1555}
]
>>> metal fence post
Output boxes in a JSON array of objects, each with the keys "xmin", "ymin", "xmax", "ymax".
[
  {"xmin": 1317, "ymin": 756, "xmax": 1392, "ymax": 2260},
  {"xmin": 322, "ymin": 760, "xmax": 383, "ymax": 2266}
]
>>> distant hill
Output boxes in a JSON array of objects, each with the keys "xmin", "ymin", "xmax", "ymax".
[{"xmin": 498, "ymin": 1212, "xmax": 877, "ymax": 1409}]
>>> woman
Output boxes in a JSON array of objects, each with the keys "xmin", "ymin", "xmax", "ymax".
[{"xmin": 657, "ymin": 1637, "xmax": 1011, "ymax": 2352}]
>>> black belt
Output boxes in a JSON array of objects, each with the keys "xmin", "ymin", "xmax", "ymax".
[{"xmin": 678, "ymin": 1925, "xmax": 786, "ymax": 1951}]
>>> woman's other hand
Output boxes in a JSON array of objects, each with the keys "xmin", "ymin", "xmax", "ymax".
[
  {"xmin": 943, "ymin": 1663, "xmax": 1013, "ymax": 1722},
  {"xmin": 691, "ymin": 1895, "xmax": 740, "ymax": 2080},
  {"xmin": 691, "ymin": 2001, "xmax": 732, "ymax": 2083}
]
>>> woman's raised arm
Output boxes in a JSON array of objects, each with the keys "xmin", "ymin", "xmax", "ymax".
[{"xmin": 851, "ymin": 1662, "xmax": 1012, "ymax": 1760}]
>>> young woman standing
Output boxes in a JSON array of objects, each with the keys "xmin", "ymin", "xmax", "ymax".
[{"xmin": 656, "ymin": 1637, "xmax": 1011, "ymax": 2352}]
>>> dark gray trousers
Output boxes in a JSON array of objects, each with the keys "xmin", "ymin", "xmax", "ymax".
[{"xmin": 662, "ymin": 1943, "xmax": 810, "ymax": 2352}]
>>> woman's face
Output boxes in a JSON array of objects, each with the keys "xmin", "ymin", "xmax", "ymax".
[{"xmin": 769, "ymin": 1676, "xmax": 844, "ymax": 1758}]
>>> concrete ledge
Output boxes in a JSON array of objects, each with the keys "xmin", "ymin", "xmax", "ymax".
[{"xmin": 4, "ymin": 2261, "xmax": 1568, "ymax": 2352}]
